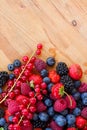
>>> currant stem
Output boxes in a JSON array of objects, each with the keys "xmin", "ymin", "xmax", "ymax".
[
  {"xmin": 0, "ymin": 50, "xmax": 36, "ymax": 104},
  {"xmin": 63, "ymin": 91, "xmax": 72, "ymax": 106}
]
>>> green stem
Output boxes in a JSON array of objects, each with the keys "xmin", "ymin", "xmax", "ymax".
[{"xmin": 63, "ymin": 91, "xmax": 72, "ymax": 106}]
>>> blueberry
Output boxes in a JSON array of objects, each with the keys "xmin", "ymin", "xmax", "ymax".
[
  {"xmin": 55, "ymin": 115, "xmax": 66, "ymax": 127},
  {"xmin": 9, "ymin": 73, "xmax": 15, "ymax": 80},
  {"xmin": 73, "ymin": 107, "xmax": 81, "ymax": 116},
  {"xmin": 82, "ymin": 98, "xmax": 87, "ymax": 105},
  {"xmin": 45, "ymin": 128, "xmax": 52, "ymax": 130},
  {"xmin": 0, "ymin": 118, "xmax": 6, "ymax": 126},
  {"xmin": 53, "ymin": 114, "xmax": 59, "ymax": 120},
  {"xmin": 43, "ymin": 77, "xmax": 50, "ymax": 84},
  {"xmin": 7, "ymin": 64, "xmax": 14, "ymax": 71},
  {"xmin": 33, "ymin": 113, "xmax": 39, "ymax": 121},
  {"xmin": 71, "ymin": 88, "xmax": 77, "ymax": 95},
  {"xmin": 46, "ymin": 57, "xmax": 55, "ymax": 66},
  {"xmin": 66, "ymin": 114, "xmax": 76, "ymax": 125},
  {"xmin": 13, "ymin": 59, "xmax": 21, "ymax": 67},
  {"xmin": 47, "ymin": 107, "xmax": 55, "ymax": 117},
  {"xmin": 74, "ymin": 80, "xmax": 81, "ymax": 88},
  {"xmin": 44, "ymin": 98, "xmax": 53, "ymax": 107},
  {"xmin": 40, "ymin": 69, "xmax": 48, "ymax": 78},
  {"xmin": 0, "ymin": 88, "xmax": 3, "ymax": 94},
  {"xmin": 60, "ymin": 109, "xmax": 68, "ymax": 116},
  {"xmin": 39, "ymin": 112, "xmax": 49, "ymax": 122},
  {"xmin": 47, "ymin": 83, "xmax": 54, "ymax": 92},
  {"xmin": 81, "ymin": 92, "xmax": 87, "ymax": 100},
  {"xmin": 8, "ymin": 116, "xmax": 13, "ymax": 122},
  {"xmin": 73, "ymin": 92, "xmax": 80, "ymax": 101}
]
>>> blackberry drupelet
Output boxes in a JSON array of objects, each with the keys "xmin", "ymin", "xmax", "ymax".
[
  {"xmin": 3, "ymin": 123, "xmax": 8, "ymax": 130},
  {"xmin": 0, "ymin": 108, "xmax": 5, "ymax": 118},
  {"xmin": 33, "ymin": 119, "xmax": 47, "ymax": 128},
  {"xmin": 60, "ymin": 75, "xmax": 74, "ymax": 94},
  {"xmin": 0, "ymin": 71, "xmax": 9, "ymax": 87},
  {"xmin": 56, "ymin": 62, "xmax": 68, "ymax": 76}
]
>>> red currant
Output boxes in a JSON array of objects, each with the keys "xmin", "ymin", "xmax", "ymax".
[
  {"xmin": 29, "ymin": 106, "xmax": 36, "ymax": 113},
  {"xmin": 16, "ymin": 80, "xmax": 22, "ymax": 88},
  {"xmin": 30, "ymin": 97, "xmax": 36, "ymax": 104},
  {"xmin": 41, "ymin": 82, "xmax": 47, "ymax": 89},
  {"xmin": 22, "ymin": 56, "xmax": 29, "ymax": 62},
  {"xmin": 24, "ymin": 69, "xmax": 31, "ymax": 77},
  {"xmin": 15, "ymin": 112, "xmax": 21, "ymax": 118},
  {"xmin": 14, "ymin": 68, "xmax": 20, "ymax": 76},
  {"xmin": 13, "ymin": 124, "xmax": 21, "ymax": 130},
  {"xmin": 14, "ymin": 89, "xmax": 20, "ymax": 95},
  {"xmin": 22, "ymin": 109, "xmax": 28, "ymax": 116},
  {"xmin": 8, "ymin": 124, "xmax": 14, "ymax": 130},
  {"xmin": 12, "ymin": 116, "xmax": 18, "ymax": 123},
  {"xmin": 37, "ymin": 43, "xmax": 43, "ymax": 49},
  {"xmin": 36, "ymin": 49, "xmax": 41, "ymax": 55},
  {"xmin": 27, "ymin": 113, "xmax": 33, "ymax": 119},
  {"xmin": 37, "ymin": 94, "xmax": 43, "ymax": 100},
  {"xmin": 29, "ymin": 91, "xmax": 35, "ymax": 97},
  {"xmin": 7, "ymin": 80, "xmax": 14, "ymax": 88},
  {"xmin": 23, "ymin": 119, "xmax": 31, "ymax": 127},
  {"xmin": 19, "ymin": 104, "xmax": 25, "ymax": 110},
  {"xmin": 22, "ymin": 98, "xmax": 29, "ymax": 106},
  {"xmin": 30, "ymin": 56, "xmax": 36, "ymax": 63},
  {"xmin": 27, "ymin": 63, "xmax": 33, "ymax": 70},
  {"xmin": 21, "ymin": 75, "xmax": 27, "ymax": 82},
  {"xmin": 42, "ymin": 89, "xmax": 47, "ymax": 95},
  {"xmin": 8, "ymin": 92, "xmax": 15, "ymax": 99},
  {"xmin": 35, "ymin": 87, "xmax": 40, "ymax": 93}
]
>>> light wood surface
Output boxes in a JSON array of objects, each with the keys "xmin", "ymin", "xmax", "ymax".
[{"xmin": 0, "ymin": 0, "xmax": 87, "ymax": 81}]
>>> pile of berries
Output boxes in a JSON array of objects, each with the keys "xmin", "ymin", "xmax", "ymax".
[{"xmin": 0, "ymin": 44, "xmax": 87, "ymax": 130}]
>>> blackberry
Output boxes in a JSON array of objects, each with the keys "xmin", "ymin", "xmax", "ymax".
[
  {"xmin": 0, "ymin": 108, "xmax": 5, "ymax": 118},
  {"xmin": 60, "ymin": 75, "xmax": 74, "ymax": 94},
  {"xmin": 0, "ymin": 71, "xmax": 9, "ymax": 87},
  {"xmin": 77, "ymin": 99, "xmax": 84, "ymax": 110},
  {"xmin": 3, "ymin": 123, "xmax": 8, "ymax": 130},
  {"xmin": 33, "ymin": 119, "xmax": 47, "ymax": 128},
  {"xmin": 56, "ymin": 62, "xmax": 68, "ymax": 76}
]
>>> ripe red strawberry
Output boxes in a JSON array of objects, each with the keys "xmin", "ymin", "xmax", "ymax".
[
  {"xmin": 16, "ymin": 95, "xmax": 29, "ymax": 105},
  {"xmin": 65, "ymin": 95, "xmax": 76, "ymax": 109},
  {"xmin": 8, "ymin": 100, "xmax": 20, "ymax": 114},
  {"xmin": 50, "ymin": 120, "xmax": 63, "ymax": 130},
  {"xmin": 49, "ymin": 70, "xmax": 60, "ymax": 83},
  {"xmin": 54, "ymin": 98, "xmax": 67, "ymax": 112},
  {"xmin": 69, "ymin": 64, "xmax": 83, "ymax": 80},
  {"xmin": 34, "ymin": 58, "xmax": 47, "ymax": 72},
  {"xmin": 78, "ymin": 82, "xmax": 87, "ymax": 93},
  {"xmin": 36, "ymin": 101, "xmax": 47, "ymax": 112},
  {"xmin": 76, "ymin": 116, "xmax": 87, "ymax": 129},
  {"xmin": 29, "ymin": 74, "xmax": 42, "ymax": 85},
  {"xmin": 21, "ymin": 83, "xmax": 31, "ymax": 96},
  {"xmin": 52, "ymin": 83, "xmax": 64, "ymax": 99},
  {"xmin": 67, "ymin": 128, "xmax": 76, "ymax": 130}
]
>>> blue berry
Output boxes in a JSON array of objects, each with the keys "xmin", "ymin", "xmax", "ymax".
[
  {"xmin": 73, "ymin": 92, "xmax": 80, "ymax": 101},
  {"xmin": 43, "ymin": 77, "xmax": 50, "ymax": 84},
  {"xmin": 45, "ymin": 128, "xmax": 52, "ymax": 130},
  {"xmin": 74, "ymin": 80, "xmax": 81, "ymax": 88},
  {"xmin": 46, "ymin": 57, "xmax": 55, "ymax": 66},
  {"xmin": 66, "ymin": 114, "xmax": 76, "ymax": 125},
  {"xmin": 82, "ymin": 98, "xmax": 87, "ymax": 105},
  {"xmin": 55, "ymin": 115, "xmax": 66, "ymax": 127},
  {"xmin": 71, "ymin": 88, "xmax": 77, "ymax": 95},
  {"xmin": 0, "ymin": 88, "xmax": 3, "ymax": 94},
  {"xmin": 81, "ymin": 92, "xmax": 87, "ymax": 100},
  {"xmin": 13, "ymin": 59, "xmax": 21, "ymax": 67},
  {"xmin": 7, "ymin": 64, "xmax": 14, "ymax": 71},
  {"xmin": 8, "ymin": 116, "xmax": 14, "ymax": 122},
  {"xmin": 47, "ymin": 83, "xmax": 53, "ymax": 92},
  {"xmin": 47, "ymin": 107, "xmax": 55, "ymax": 117},
  {"xmin": 9, "ymin": 73, "xmax": 15, "ymax": 80},
  {"xmin": 0, "ymin": 118, "xmax": 6, "ymax": 126},
  {"xmin": 60, "ymin": 109, "xmax": 68, "ymax": 116},
  {"xmin": 73, "ymin": 107, "xmax": 81, "ymax": 116},
  {"xmin": 53, "ymin": 114, "xmax": 59, "ymax": 120},
  {"xmin": 39, "ymin": 112, "xmax": 49, "ymax": 122},
  {"xmin": 44, "ymin": 98, "xmax": 53, "ymax": 107},
  {"xmin": 40, "ymin": 69, "xmax": 48, "ymax": 78},
  {"xmin": 33, "ymin": 113, "xmax": 39, "ymax": 121}
]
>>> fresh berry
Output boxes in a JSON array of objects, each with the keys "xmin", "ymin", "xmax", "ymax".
[
  {"xmin": 33, "ymin": 119, "xmax": 46, "ymax": 128},
  {"xmin": 81, "ymin": 92, "xmax": 87, "ymax": 99},
  {"xmin": 36, "ymin": 101, "xmax": 47, "ymax": 112},
  {"xmin": 33, "ymin": 113, "xmax": 39, "ymax": 121},
  {"xmin": 21, "ymin": 83, "xmax": 31, "ymax": 96},
  {"xmin": 73, "ymin": 107, "xmax": 81, "ymax": 116},
  {"xmin": 0, "ymin": 108, "xmax": 5, "ymax": 118},
  {"xmin": 50, "ymin": 120, "xmax": 63, "ymax": 130},
  {"xmin": 76, "ymin": 116, "xmax": 86, "ymax": 129},
  {"xmin": 54, "ymin": 98, "xmax": 67, "ymax": 112},
  {"xmin": 65, "ymin": 95, "xmax": 76, "ymax": 109},
  {"xmin": 9, "ymin": 73, "xmax": 15, "ymax": 80},
  {"xmin": 40, "ymin": 69, "xmax": 48, "ymax": 78},
  {"xmin": 47, "ymin": 83, "xmax": 53, "ymax": 92},
  {"xmin": 46, "ymin": 57, "xmax": 55, "ymax": 66},
  {"xmin": 34, "ymin": 59, "xmax": 47, "ymax": 72},
  {"xmin": 69, "ymin": 64, "xmax": 83, "ymax": 80},
  {"xmin": 29, "ymin": 74, "xmax": 42, "ymax": 85},
  {"xmin": 74, "ymin": 80, "xmax": 81, "ymax": 88},
  {"xmin": 81, "ymin": 107, "xmax": 87, "ymax": 119},
  {"xmin": 66, "ymin": 114, "xmax": 76, "ymax": 125},
  {"xmin": 0, "ymin": 118, "xmax": 6, "ymax": 126},
  {"xmin": 7, "ymin": 64, "xmax": 14, "ymax": 71},
  {"xmin": 8, "ymin": 116, "xmax": 14, "ymax": 122},
  {"xmin": 82, "ymin": 98, "xmax": 87, "ymax": 105},
  {"xmin": 39, "ymin": 112, "xmax": 49, "ymax": 122},
  {"xmin": 43, "ymin": 77, "xmax": 50, "ymax": 84},
  {"xmin": 79, "ymin": 82, "xmax": 87, "ymax": 92},
  {"xmin": 55, "ymin": 115, "xmax": 66, "ymax": 127},
  {"xmin": 56, "ymin": 62, "xmax": 68, "ymax": 76},
  {"xmin": 60, "ymin": 109, "xmax": 68, "ymax": 116},
  {"xmin": 44, "ymin": 98, "xmax": 53, "ymax": 107},
  {"xmin": 3, "ymin": 123, "xmax": 8, "ymax": 130},
  {"xmin": 45, "ymin": 128, "xmax": 52, "ymax": 130},
  {"xmin": 67, "ymin": 128, "xmax": 76, "ymax": 130},
  {"xmin": 13, "ymin": 59, "xmax": 21, "ymax": 67},
  {"xmin": 73, "ymin": 92, "xmax": 80, "ymax": 101},
  {"xmin": 77, "ymin": 99, "xmax": 84, "ymax": 110},
  {"xmin": 49, "ymin": 70, "xmax": 60, "ymax": 83},
  {"xmin": 47, "ymin": 107, "xmax": 55, "ymax": 117}
]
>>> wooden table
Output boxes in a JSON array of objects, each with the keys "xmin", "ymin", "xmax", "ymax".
[{"xmin": 0, "ymin": 0, "xmax": 87, "ymax": 81}]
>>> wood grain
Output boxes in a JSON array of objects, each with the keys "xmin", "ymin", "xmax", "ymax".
[{"xmin": 0, "ymin": 0, "xmax": 87, "ymax": 81}]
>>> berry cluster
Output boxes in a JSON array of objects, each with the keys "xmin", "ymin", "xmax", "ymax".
[{"xmin": 0, "ymin": 44, "xmax": 87, "ymax": 130}]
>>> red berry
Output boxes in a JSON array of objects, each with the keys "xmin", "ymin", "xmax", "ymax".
[
  {"xmin": 30, "ymin": 56, "xmax": 36, "ymax": 63},
  {"xmin": 83, "ymin": 126, "xmax": 87, "ymax": 130},
  {"xmin": 30, "ymin": 97, "xmax": 36, "ymax": 105},
  {"xmin": 49, "ymin": 70, "xmax": 60, "ymax": 83},
  {"xmin": 22, "ymin": 56, "xmax": 29, "ymax": 62},
  {"xmin": 24, "ymin": 69, "xmax": 31, "ymax": 77},
  {"xmin": 7, "ymin": 80, "xmax": 14, "ymax": 88},
  {"xmin": 29, "ymin": 106, "xmax": 36, "ymax": 113},
  {"xmin": 76, "ymin": 116, "xmax": 87, "ymax": 129},
  {"xmin": 14, "ymin": 68, "xmax": 20, "ymax": 76},
  {"xmin": 23, "ymin": 119, "xmax": 31, "ymax": 127},
  {"xmin": 21, "ymin": 75, "xmax": 27, "ymax": 82},
  {"xmin": 37, "ymin": 43, "xmax": 43, "ymax": 49},
  {"xmin": 22, "ymin": 98, "xmax": 29, "ymax": 106},
  {"xmin": 41, "ymin": 82, "xmax": 47, "ymax": 89},
  {"xmin": 16, "ymin": 80, "xmax": 22, "ymax": 88},
  {"xmin": 22, "ymin": 109, "xmax": 28, "ymax": 116},
  {"xmin": 37, "ymin": 94, "xmax": 43, "ymax": 100},
  {"xmin": 29, "ymin": 91, "xmax": 35, "ymax": 97},
  {"xmin": 15, "ymin": 112, "xmax": 21, "ymax": 118},
  {"xmin": 14, "ymin": 89, "xmax": 20, "ymax": 95},
  {"xmin": 27, "ymin": 63, "xmax": 33, "ymax": 70},
  {"xmin": 12, "ymin": 116, "xmax": 18, "ymax": 123},
  {"xmin": 36, "ymin": 49, "xmax": 41, "ymax": 55},
  {"xmin": 19, "ymin": 104, "xmax": 25, "ymax": 110},
  {"xmin": 14, "ymin": 124, "xmax": 21, "ymax": 130},
  {"xmin": 21, "ymin": 65, "xmax": 25, "ymax": 70},
  {"xmin": 42, "ymin": 89, "xmax": 47, "ymax": 95},
  {"xmin": 8, "ymin": 124, "xmax": 14, "ymax": 130},
  {"xmin": 8, "ymin": 92, "xmax": 15, "ymax": 99},
  {"xmin": 35, "ymin": 87, "xmax": 40, "ymax": 93},
  {"xmin": 27, "ymin": 113, "xmax": 33, "ymax": 119},
  {"xmin": 67, "ymin": 128, "xmax": 76, "ymax": 130}
]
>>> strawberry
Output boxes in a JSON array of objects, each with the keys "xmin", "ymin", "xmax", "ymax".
[
  {"xmin": 69, "ymin": 64, "xmax": 83, "ymax": 80},
  {"xmin": 54, "ymin": 98, "xmax": 67, "ymax": 112},
  {"xmin": 49, "ymin": 70, "xmax": 60, "ymax": 83},
  {"xmin": 36, "ymin": 101, "xmax": 47, "ymax": 112},
  {"xmin": 29, "ymin": 74, "xmax": 42, "ymax": 85},
  {"xmin": 76, "ymin": 116, "xmax": 87, "ymax": 129},
  {"xmin": 67, "ymin": 128, "xmax": 76, "ymax": 130},
  {"xmin": 21, "ymin": 83, "xmax": 31, "ymax": 96}
]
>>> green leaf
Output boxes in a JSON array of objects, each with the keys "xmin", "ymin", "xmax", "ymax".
[
  {"xmin": 30, "ymin": 80, "xmax": 34, "ymax": 89},
  {"xmin": 59, "ymin": 86, "xmax": 64, "ymax": 97},
  {"xmin": 0, "ymin": 127, "xmax": 4, "ymax": 130}
]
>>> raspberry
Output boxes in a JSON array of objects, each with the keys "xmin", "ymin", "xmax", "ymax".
[
  {"xmin": 53, "ymin": 98, "xmax": 67, "ymax": 112},
  {"xmin": 78, "ymin": 82, "xmax": 87, "ymax": 93},
  {"xmin": 49, "ymin": 70, "xmax": 60, "ymax": 83},
  {"xmin": 16, "ymin": 95, "xmax": 29, "ymax": 105},
  {"xmin": 50, "ymin": 121, "xmax": 63, "ymax": 130},
  {"xmin": 81, "ymin": 107, "xmax": 87, "ymax": 119},
  {"xmin": 65, "ymin": 95, "xmax": 76, "ymax": 109},
  {"xmin": 69, "ymin": 64, "xmax": 83, "ymax": 80},
  {"xmin": 8, "ymin": 100, "xmax": 20, "ymax": 114},
  {"xmin": 21, "ymin": 83, "xmax": 31, "ymax": 96},
  {"xmin": 34, "ymin": 59, "xmax": 47, "ymax": 72},
  {"xmin": 29, "ymin": 74, "xmax": 42, "ymax": 85},
  {"xmin": 36, "ymin": 101, "xmax": 47, "ymax": 112}
]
